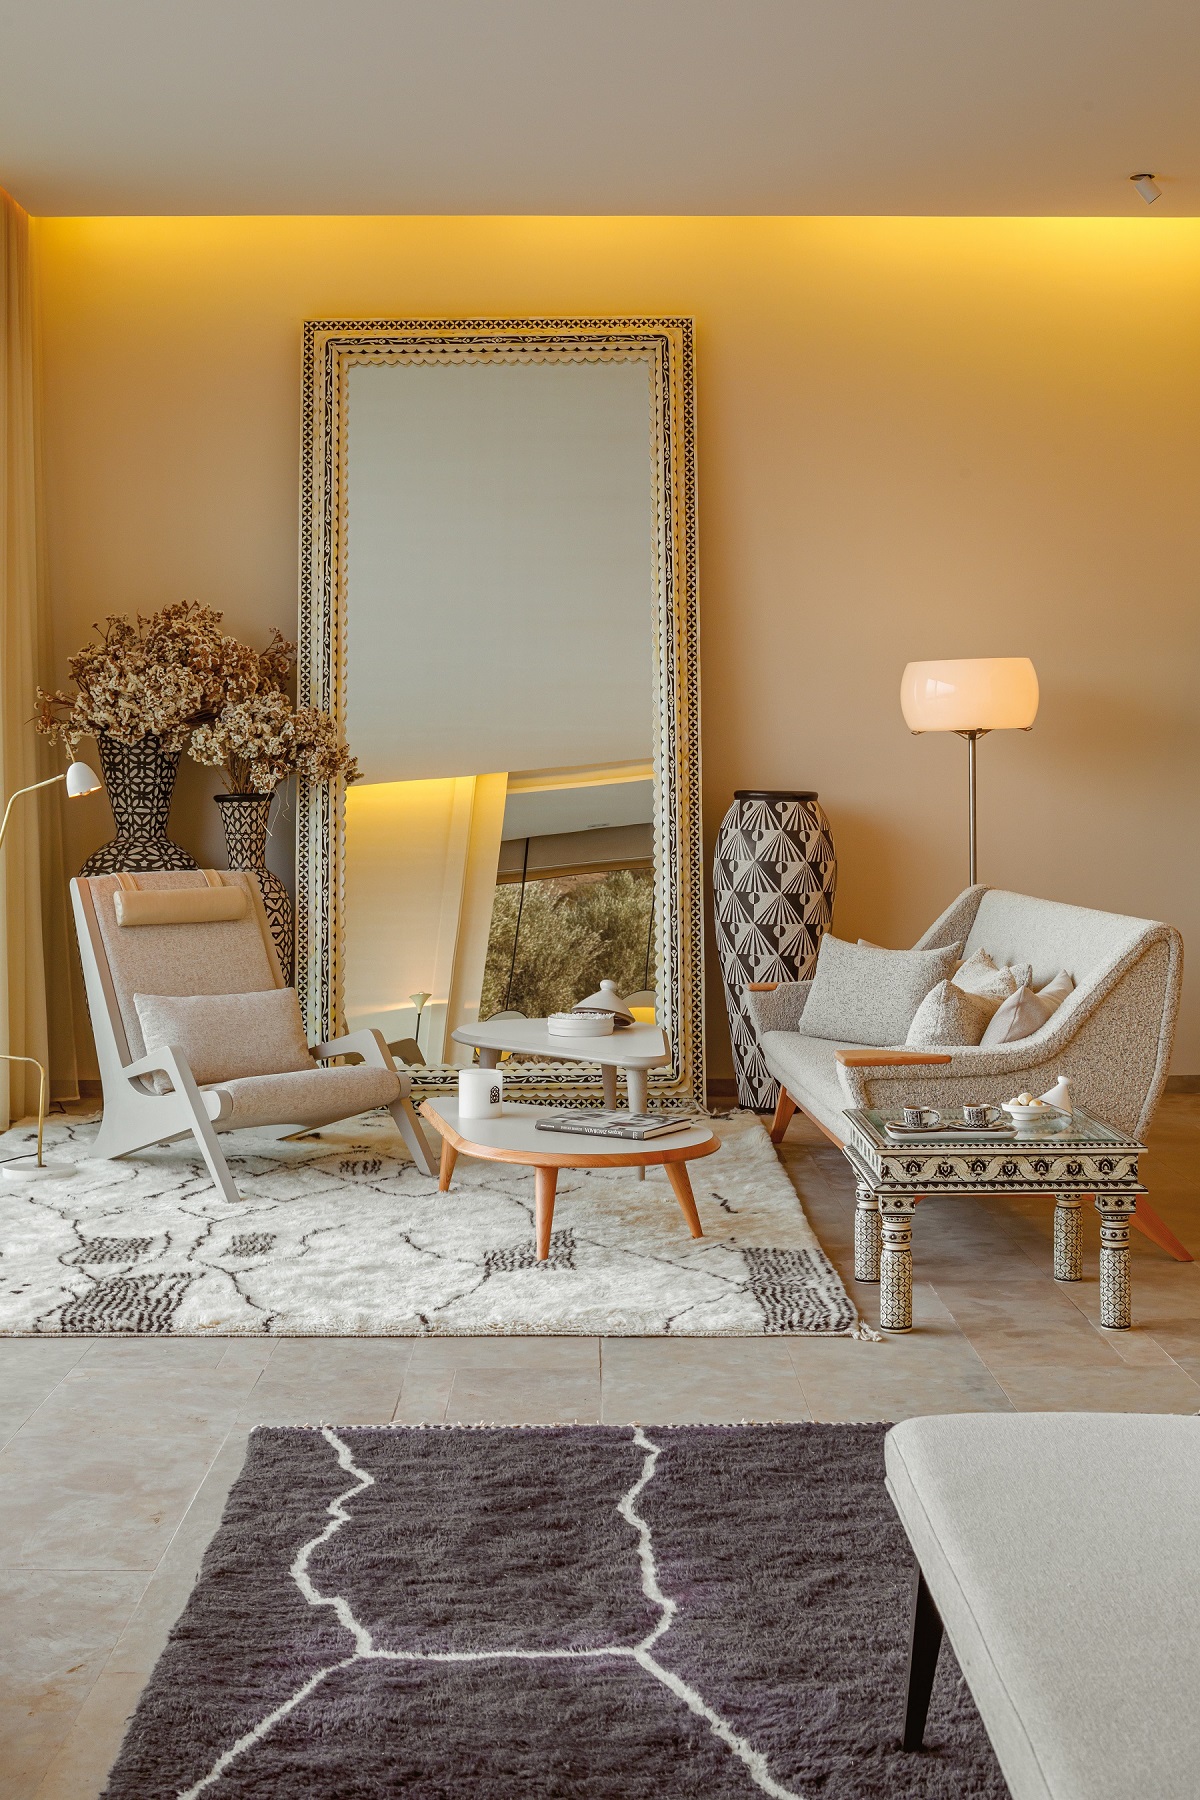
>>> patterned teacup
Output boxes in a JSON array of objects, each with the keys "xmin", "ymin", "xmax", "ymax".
[
  {"xmin": 902, "ymin": 1106, "xmax": 941, "ymax": 1129},
  {"xmin": 962, "ymin": 1101, "xmax": 1005, "ymax": 1128}
]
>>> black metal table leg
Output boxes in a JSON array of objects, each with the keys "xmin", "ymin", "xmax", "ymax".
[{"xmin": 902, "ymin": 1565, "xmax": 945, "ymax": 1751}]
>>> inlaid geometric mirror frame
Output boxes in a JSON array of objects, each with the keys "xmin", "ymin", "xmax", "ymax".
[{"xmin": 297, "ymin": 316, "xmax": 703, "ymax": 1107}]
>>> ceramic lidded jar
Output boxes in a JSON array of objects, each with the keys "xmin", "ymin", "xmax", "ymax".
[{"xmin": 574, "ymin": 980, "xmax": 635, "ymax": 1027}]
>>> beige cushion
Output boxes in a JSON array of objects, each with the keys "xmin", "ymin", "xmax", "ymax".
[
  {"xmin": 952, "ymin": 948, "xmax": 1034, "ymax": 1017},
  {"xmin": 797, "ymin": 935, "xmax": 961, "ymax": 1047},
  {"xmin": 134, "ymin": 989, "xmax": 314, "ymax": 1093},
  {"xmin": 760, "ymin": 1028, "xmax": 860, "ymax": 1140},
  {"xmin": 981, "ymin": 970, "xmax": 1076, "ymax": 1047},
  {"xmin": 885, "ymin": 1413, "xmax": 1200, "ymax": 1800},
  {"xmin": 210, "ymin": 1063, "xmax": 402, "ymax": 1129},
  {"xmin": 906, "ymin": 978, "xmax": 992, "ymax": 1048},
  {"xmin": 114, "ymin": 885, "xmax": 248, "ymax": 927}
]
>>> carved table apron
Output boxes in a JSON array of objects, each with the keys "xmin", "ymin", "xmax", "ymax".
[{"xmin": 841, "ymin": 1107, "xmax": 1146, "ymax": 1334}]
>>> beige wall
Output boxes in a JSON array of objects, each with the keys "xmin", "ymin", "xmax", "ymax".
[{"xmin": 32, "ymin": 216, "xmax": 1200, "ymax": 1080}]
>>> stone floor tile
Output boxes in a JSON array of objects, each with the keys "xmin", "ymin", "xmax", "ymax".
[
  {"xmin": 600, "ymin": 1337, "xmax": 810, "ymax": 1424},
  {"xmin": 407, "ymin": 1335, "xmax": 600, "ymax": 1374},
  {"xmin": 29, "ymin": 1670, "xmax": 146, "ymax": 1800},
  {"xmin": 443, "ymin": 1369, "xmax": 601, "ymax": 1425},
  {"xmin": 392, "ymin": 1368, "xmax": 455, "ymax": 1424},
  {"xmin": 993, "ymin": 1362, "xmax": 1200, "ymax": 1412}
]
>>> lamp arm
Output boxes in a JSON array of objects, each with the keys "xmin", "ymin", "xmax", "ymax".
[
  {"xmin": 0, "ymin": 774, "xmax": 65, "ymax": 858},
  {"xmin": 0, "ymin": 1053, "xmax": 48, "ymax": 1165}
]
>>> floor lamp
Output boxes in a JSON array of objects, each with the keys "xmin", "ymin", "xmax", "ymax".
[
  {"xmin": 0, "ymin": 760, "xmax": 102, "ymax": 1181},
  {"xmin": 900, "ymin": 658, "xmax": 1039, "ymax": 885}
]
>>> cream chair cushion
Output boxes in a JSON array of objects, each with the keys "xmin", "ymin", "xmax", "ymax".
[
  {"xmin": 210, "ymin": 1064, "xmax": 402, "ymax": 1129},
  {"xmin": 952, "ymin": 948, "xmax": 1033, "ymax": 1016},
  {"xmin": 134, "ymin": 989, "xmax": 314, "ymax": 1092}
]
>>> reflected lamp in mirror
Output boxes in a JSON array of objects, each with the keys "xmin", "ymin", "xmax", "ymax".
[{"xmin": 900, "ymin": 657, "xmax": 1038, "ymax": 886}]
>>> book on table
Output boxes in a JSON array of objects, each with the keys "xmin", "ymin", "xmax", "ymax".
[{"xmin": 534, "ymin": 1110, "xmax": 699, "ymax": 1141}]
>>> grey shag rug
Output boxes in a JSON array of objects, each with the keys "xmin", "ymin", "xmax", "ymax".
[
  {"xmin": 0, "ymin": 1113, "xmax": 865, "ymax": 1337},
  {"xmin": 101, "ymin": 1423, "xmax": 1007, "ymax": 1799}
]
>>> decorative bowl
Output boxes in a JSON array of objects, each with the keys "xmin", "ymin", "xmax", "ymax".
[
  {"xmin": 1002, "ymin": 1099, "xmax": 1064, "ymax": 1127},
  {"xmin": 548, "ymin": 1011, "xmax": 615, "ymax": 1038}
]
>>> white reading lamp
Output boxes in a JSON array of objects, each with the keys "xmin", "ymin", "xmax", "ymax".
[
  {"xmin": 900, "ymin": 658, "xmax": 1039, "ymax": 885},
  {"xmin": 0, "ymin": 760, "xmax": 102, "ymax": 1181}
]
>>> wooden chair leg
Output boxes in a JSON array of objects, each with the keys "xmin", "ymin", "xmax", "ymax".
[
  {"xmin": 902, "ymin": 1566, "xmax": 944, "ymax": 1752},
  {"xmin": 535, "ymin": 1165, "xmax": 558, "ymax": 1261},
  {"xmin": 769, "ymin": 1088, "xmax": 797, "ymax": 1144},
  {"xmin": 665, "ymin": 1162, "xmax": 704, "ymax": 1238},
  {"xmin": 438, "ymin": 1139, "xmax": 458, "ymax": 1193},
  {"xmin": 1131, "ymin": 1200, "xmax": 1193, "ymax": 1263}
]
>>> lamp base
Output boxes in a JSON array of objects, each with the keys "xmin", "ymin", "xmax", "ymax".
[{"xmin": 1, "ymin": 1157, "xmax": 76, "ymax": 1181}]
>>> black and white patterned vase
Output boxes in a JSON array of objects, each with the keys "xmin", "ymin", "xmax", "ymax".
[
  {"xmin": 215, "ymin": 792, "xmax": 293, "ymax": 980},
  {"xmin": 713, "ymin": 790, "xmax": 837, "ymax": 1112},
  {"xmin": 77, "ymin": 735, "xmax": 198, "ymax": 875}
]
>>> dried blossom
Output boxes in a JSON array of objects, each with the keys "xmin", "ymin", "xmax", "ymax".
[
  {"xmin": 190, "ymin": 692, "xmax": 360, "ymax": 795},
  {"xmin": 36, "ymin": 603, "xmax": 295, "ymax": 753}
]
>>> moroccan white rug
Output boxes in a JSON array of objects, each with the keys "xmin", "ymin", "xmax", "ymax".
[{"xmin": 0, "ymin": 1111, "xmax": 865, "ymax": 1338}]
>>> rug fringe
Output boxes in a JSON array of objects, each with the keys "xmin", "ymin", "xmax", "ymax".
[{"xmin": 849, "ymin": 1321, "xmax": 884, "ymax": 1342}]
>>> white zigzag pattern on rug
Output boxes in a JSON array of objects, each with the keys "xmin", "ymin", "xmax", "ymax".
[{"xmin": 177, "ymin": 1425, "xmax": 805, "ymax": 1800}]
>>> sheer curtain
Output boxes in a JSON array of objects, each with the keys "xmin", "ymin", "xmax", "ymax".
[{"xmin": 0, "ymin": 187, "xmax": 77, "ymax": 1128}]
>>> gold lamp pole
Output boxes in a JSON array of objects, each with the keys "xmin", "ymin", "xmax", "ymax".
[{"xmin": 0, "ymin": 761, "xmax": 102, "ymax": 1182}]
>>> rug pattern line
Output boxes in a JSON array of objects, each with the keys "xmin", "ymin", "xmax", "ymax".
[{"xmin": 177, "ymin": 1425, "xmax": 808, "ymax": 1800}]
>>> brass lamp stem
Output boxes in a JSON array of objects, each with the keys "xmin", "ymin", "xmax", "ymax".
[
  {"xmin": 955, "ymin": 729, "xmax": 990, "ymax": 887},
  {"xmin": 0, "ymin": 774, "xmax": 65, "ymax": 859},
  {"xmin": 0, "ymin": 1054, "xmax": 48, "ymax": 1165}
]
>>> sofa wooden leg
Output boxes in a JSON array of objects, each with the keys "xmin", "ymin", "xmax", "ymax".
[
  {"xmin": 769, "ymin": 1088, "xmax": 797, "ymax": 1145},
  {"xmin": 1130, "ymin": 1200, "xmax": 1193, "ymax": 1263},
  {"xmin": 902, "ymin": 1565, "xmax": 944, "ymax": 1751}
]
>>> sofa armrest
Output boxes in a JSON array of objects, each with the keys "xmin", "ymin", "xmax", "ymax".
[
  {"xmin": 744, "ymin": 981, "xmax": 813, "ymax": 1035},
  {"xmin": 836, "ymin": 1050, "xmax": 952, "ymax": 1068}
]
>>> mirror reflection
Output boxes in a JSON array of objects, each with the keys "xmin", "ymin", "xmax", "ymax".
[{"xmin": 340, "ymin": 356, "xmax": 659, "ymax": 1072}]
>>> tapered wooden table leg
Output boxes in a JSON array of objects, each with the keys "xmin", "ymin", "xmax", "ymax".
[
  {"xmin": 535, "ymin": 1165, "xmax": 558, "ymax": 1261},
  {"xmin": 665, "ymin": 1162, "xmax": 704, "ymax": 1238},
  {"xmin": 438, "ymin": 1139, "xmax": 458, "ymax": 1193}
]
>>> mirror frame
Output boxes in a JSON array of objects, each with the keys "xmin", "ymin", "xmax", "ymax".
[{"xmin": 297, "ymin": 316, "xmax": 703, "ymax": 1106}]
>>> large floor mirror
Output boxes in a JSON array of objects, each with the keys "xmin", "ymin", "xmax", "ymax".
[{"xmin": 298, "ymin": 318, "xmax": 702, "ymax": 1105}]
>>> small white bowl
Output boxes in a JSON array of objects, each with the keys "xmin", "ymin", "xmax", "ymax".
[
  {"xmin": 548, "ymin": 1011, "xmax": 615, "ymax": 1038},
  {"xmin": 1002, "ymin": 1100, "xmax": 1061, "ymax": 1127}
]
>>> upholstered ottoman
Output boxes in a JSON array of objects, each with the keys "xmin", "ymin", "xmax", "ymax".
[{"xmin": 885, "ymin": 1412, "xmax": 1200, "ymax": 1800}]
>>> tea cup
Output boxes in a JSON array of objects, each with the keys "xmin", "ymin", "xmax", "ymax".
[
  {"xmin": 962, "ymin": 1101, "xmax": 1004, "ymax": 1128},
  {"xmin": 902, "ymin": 1106, "xmax": 941, "ymax": 1129}
]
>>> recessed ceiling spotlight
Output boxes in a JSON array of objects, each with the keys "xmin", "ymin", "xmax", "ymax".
[{"xmin": 1131, "ymin": 173, "xmax": 1161, "ymax": 205}]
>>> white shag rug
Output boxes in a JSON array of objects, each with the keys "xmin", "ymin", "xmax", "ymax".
[{"xmin": 0, "ymin": 1111, "xmax": 865, "ymax": 1337}]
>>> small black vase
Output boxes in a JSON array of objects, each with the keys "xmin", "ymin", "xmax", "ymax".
[
  {"xmin": 215, "ymin": 792, "xmax": 293, "ymax": 980},
  {"xmin": 78, "ymin": 735, "xmax": 198, "ymax": 875}
]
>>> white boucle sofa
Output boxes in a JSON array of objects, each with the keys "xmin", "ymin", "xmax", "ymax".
[
  {"xmin": 887, "ymin": 1412, "xmax": 1200, "ymax": 1800},
  {"xmin": 744, "ymin": 885, "xmax": 1188, "ymax": 1260}
]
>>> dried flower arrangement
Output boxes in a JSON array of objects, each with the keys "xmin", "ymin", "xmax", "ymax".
[
  {"xmin": 190, "ymin": 691, "xmax": 360, "ymax": 796},
  {"xmin": 36, "ymin": 602, "xmax": 357, "ymax": 795},
  {"xmin": 36, "ymin": 603, "xmax": 292, "ymax": 753}
]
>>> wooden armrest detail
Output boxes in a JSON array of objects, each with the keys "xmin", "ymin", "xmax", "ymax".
[
  {"xmin": 747, "ymin": 981, "xmax": 779, "ymax": 991},
  {"xmin": 835, "ymin": 1050, "xmax": 953, "ymax": 1067}
]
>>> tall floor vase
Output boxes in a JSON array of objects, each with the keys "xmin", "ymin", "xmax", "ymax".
[
  {"xmin": 713, "ymin": 790, "xmax": 837, "ymax": 1112},
  {"xmin": 78, "ymin": 735, "xmax": 198, "ymax": 875},
  {"xmin": 215, "ymin": 793, "xmax": 293, "ymax": 980}
]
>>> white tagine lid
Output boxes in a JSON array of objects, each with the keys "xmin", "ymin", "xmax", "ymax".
[{"xmin": 574, "ymin": 979, "xmax": 635, "ymax": 1028}]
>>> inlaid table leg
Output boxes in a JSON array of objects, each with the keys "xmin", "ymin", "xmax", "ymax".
[
  {"xmin": 438, "ymin": 1140, "xmax": 458, "ymax": 1193},
  {"xmin": 1053, "ymin": 1194, "xmax": 1084, "ymax": 1281},
  {"xmin": 854, "ymin": 1181, "xmax": 881, "ymax": 1283},
  {"xmin": 535, "ymin": 1165, "xmax": 559, "ymax": 1261},
  {"xmin": 665, "ymin": 1162, "xmax": 704, "ymax": 1238},
  {"xmin": 1096, "ymin": 1196, "xmax": 1136, "ymax": 1329},
  {"xmin": 879, "ymin": 1199, "xmax": 916, "ymax": 1333}
]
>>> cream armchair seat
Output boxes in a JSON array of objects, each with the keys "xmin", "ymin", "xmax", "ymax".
[
  {"xmin": 746, "ymin": 885, "xmax": 1188, "ymax": 1260},
  {"xmin": 72, "ymin": 871, "xmax": 438, "ymax": 1201}
]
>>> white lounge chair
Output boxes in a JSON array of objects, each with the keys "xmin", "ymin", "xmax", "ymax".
[{"xmin": 71, "ymin": 870, "xmax": 438, "ymax": 1201}]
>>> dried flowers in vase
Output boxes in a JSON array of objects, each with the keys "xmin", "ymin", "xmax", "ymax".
[{"xmin": 188, "ymin": 691, "xmax": 360, "ymax": 796}]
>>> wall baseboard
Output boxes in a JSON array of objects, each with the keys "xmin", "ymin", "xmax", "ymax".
[{"xmin": 1166, "ymin": 1074, "xmax": 1200, "ymax": 1095}]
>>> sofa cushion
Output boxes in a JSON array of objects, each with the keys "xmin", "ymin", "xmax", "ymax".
[
  {"xmin": 885, "ymin": 1412, "xmax": 1200, "ymax": 1800},
  {"xmin": 761, "ymin": 1028, "xmax": 859, "ymax": 1139},
  {"xmin": 906, "ymin": 979, "xmax": 992, "ymax": 1048},
  {"xmin": 796, "ymin": 936, "xmax": 961, "ymax": 1047},
  {"xmin": 981, "ymin": 971, "xmax": 1075, "ymax": 1047},
  {"xmin": 134, "ymin": 988, "xmax": 314, "ymax": 1093},
  {"xmin": 210, "ymin": 1064, "xmax": 402, "ymax": 1129},
  {"xmin": 952, "ymin": 948, "xmax": 1033, "ymax": 1016}
]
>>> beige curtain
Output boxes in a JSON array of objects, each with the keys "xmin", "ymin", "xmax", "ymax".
[{"xmin": 0, "ymin": 188, "xmax": 77, "ymax": 1127}]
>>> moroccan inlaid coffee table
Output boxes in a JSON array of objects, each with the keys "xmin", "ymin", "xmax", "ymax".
[
  {"xmin": 841, "ymin": 1107, "xmax": 1146, "ymax": 1334},
  {"xmin": 420, "ymin": 1098, "xmax": 720, "ymax": 1262}
]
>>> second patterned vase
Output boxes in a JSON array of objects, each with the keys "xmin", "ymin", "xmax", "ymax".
[
  {"xmin": 215, "ymin": 793, "xmax": 293, "ymax": 980},
  {"xmin": 713, "ymin": 790, "xmax": 837, "ymax": 1112}
]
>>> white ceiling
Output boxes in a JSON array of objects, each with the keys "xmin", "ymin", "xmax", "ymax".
[{"xmin": 0, "ymin": 0, "xmax": 1196, "ymax": 216}]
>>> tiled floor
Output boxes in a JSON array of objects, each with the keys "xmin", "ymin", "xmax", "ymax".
[{"xmin": 2, "ymin": 1095, "xmax": 1198, "ymax": 1799}]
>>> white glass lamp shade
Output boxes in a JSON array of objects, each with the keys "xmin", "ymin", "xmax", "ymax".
[
  {"xmin": 900, "ymin": 658, "xmax": 1039, "ymax": 734},
  {"xmin": 65, "ymin": 761, "xmax": 103, "ymax": 797}
]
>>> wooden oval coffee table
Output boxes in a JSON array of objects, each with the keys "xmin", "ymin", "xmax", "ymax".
[{"xmin": 420, "ymin": 1098, "xmax": 720, "ymax": 1261}]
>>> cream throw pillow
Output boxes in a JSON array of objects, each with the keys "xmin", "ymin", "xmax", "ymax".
[
  {"xmin": 951, "ymin": 948, "xmax": 1035, "ymax": 1018},
  {"xmin": 906, "ymin": 979, "xmax": 993, "ymax": 1049},
  {"xmin": 981, "ymin": 969, "xmax": 1076, "ymax": 1046},
  {"xmin": 134, "ymin": 989, "xmax": 314, "ymax": 1093}
]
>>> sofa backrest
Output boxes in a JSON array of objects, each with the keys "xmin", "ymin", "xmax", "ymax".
[{"xmin": 962, "ymin": 890, "xmax": 1154, "ymax": 998}]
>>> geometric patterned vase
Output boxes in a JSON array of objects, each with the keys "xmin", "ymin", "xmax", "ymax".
[
  {"xmin": 77, "ymin": 734, "xmax": 198, "ymax": 875},
  {"xmin": 215, "ymin": 792, "xmax": 294, "ymax": 981},
  {"xmin": 713, "ymin": 790, "xmax": 837, "ymax": 1111}
]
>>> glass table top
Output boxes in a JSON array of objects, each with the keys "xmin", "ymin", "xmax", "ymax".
[{"xmin": 852, "ymin": 1107, "xmax": 1139, "ymax": 1149}]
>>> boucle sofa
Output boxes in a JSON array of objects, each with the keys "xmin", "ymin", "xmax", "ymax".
[{"xmin": 745, "ymin": 885, "xmax": 1187, "ymax": 1259}]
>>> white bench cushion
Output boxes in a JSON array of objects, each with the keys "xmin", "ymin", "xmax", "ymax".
[{"xmin": 885, "ymin": 1412, "xmax": 1200, "ymax": 1800}]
